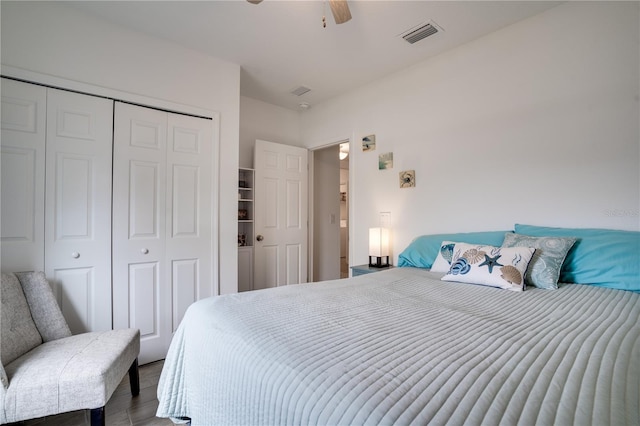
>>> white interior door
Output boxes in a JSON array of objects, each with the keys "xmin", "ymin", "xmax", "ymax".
[
  {"xmin": 254, "ymin": 140, "xmax": 308, "ymax": 289},
  {"xmin": 1, "ymin": 78, "xmax": 46, "ymax": 273},
  {"xmin": 113, "ymin": 102, "xmax": 212, "ymax": 364},
  {"xmin": 45, "ymin": 88, "xmax": 114, "ymax": 333}
]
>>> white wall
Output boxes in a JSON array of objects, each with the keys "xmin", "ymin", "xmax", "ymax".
[
  {"xmin": 300, "ymin": 2, "xmax": 640, "ymax": 266},
  {"xmin": 1, "ymin": 1, "xmax": 241, "ymax": 294},
  {"xmin": 239, "ymin": 96, "xmax": 301, "ymax": 168}
]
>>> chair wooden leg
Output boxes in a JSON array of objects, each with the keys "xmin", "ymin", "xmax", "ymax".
[
  {"xmin": 129, "ymin": 358, "xmax": 140, "ymax": 396},
  {"xmin": 90, "ymin": 406, "xmax": 105, "ymax": 426}
]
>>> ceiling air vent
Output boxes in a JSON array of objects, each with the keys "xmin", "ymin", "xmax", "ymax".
[
  {"xmin": 401, "ymin": 22, "xmax": 440, "ymax": 45},
  {"xmin": 291, "ymin": 86, "xmax": 311, "ymax": 97}
]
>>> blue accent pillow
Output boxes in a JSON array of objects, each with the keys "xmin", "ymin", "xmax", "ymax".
[
  {"xmin": 398, "ymin": 231, "xmax": 511, "ymax": 269},
  {"xmin": 514, "ymin": 224, "xmax": 640, "ymax": 292}
]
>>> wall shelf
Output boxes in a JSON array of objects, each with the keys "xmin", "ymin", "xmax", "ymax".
[{"xmin": 238, "ymin": 168, "xmax": 254, "ymax": 292}]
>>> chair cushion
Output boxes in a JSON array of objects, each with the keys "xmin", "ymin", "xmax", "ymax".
[
  {"xmin": 1, "ymin": 273, "xmax": 42, "ymax": 365},
  {"xmin": 15, "ymin": 271, "xmax": 71, "ymax": 342},
  {"xmin": 2, "ymin": 329, "xmax": 140, "ymax": 423}
]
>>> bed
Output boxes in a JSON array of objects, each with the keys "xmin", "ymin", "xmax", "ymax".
[{"xmin": 156, "ymin": 225, "xmax": 640, "ymax": 425}]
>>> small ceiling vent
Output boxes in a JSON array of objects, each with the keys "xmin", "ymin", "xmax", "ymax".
[
  {"xmin": 291, "ymin": 86, "xmax": 311, "ymax": 97},
  {"xmin": 401, "ymin": 22, "xmax": 441, "ymax": 44}
]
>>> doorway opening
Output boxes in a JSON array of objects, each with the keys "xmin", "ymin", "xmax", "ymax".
[
  {"xmin": 339, "ymin": 143, "xmax": 349, "ymax": 278},
  {"xmin": 311, "ymin": 140, "xmax": 350, "ymax": 282}
]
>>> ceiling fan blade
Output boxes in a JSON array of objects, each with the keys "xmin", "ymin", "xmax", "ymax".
[
  {"xmin": 329, "ymin": 0, "xmax": 352, "ymax": 24},
  {"xmin": 247, "ymin": 0, "xmax": 263, "ymax": 4}
]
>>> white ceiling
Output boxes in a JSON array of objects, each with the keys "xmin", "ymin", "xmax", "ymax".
[{"xmin": 68, "ymin": 1, "xmax": 562, "ymax": 111}]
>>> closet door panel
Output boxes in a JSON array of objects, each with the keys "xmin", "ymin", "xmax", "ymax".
[
  {"xmin": 54, "ymin": 154, "xmax": 92, "ymax": 238},
  {"xmin": 1, "ymin": 79, "xmax": 46, "ymax": 272},
  {"xmin": 129, "ymin": 161, "xmax": 162, "ymax": 238},
  {"xmin": 2, "ymin": 148, "xmax": 37, "ymax": 239},
  {"xmin": 45, "ymin": 88, "xmax": 113, "ymax": 333},
  {"xmin": 128, "ymin": 261, "xmax": 160, "ymax": 337},
  {"xmin": 166, "ymin": 112, "xmax": 212, "ymax": 330},
  {"xmin": 113, "ymin": 102, "xmax": 168, "ymax": 364},
  {"xmin": 171, "ymin": 165, "xmax": 199, "ymax": 236},
  {"xmin": 171, "ymin": 258, "xmax": 197, "ymax": 333},
  {"xmin": 53, "ymin": 267, "xmax": 93, "ymax": 335}
]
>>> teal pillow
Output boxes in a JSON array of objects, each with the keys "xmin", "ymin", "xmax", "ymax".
[
  {"xmin": 514, "ymin": 224, "xmax": 640, "ymax": 292},
  {"xmin": 502, "ymin": 233, "xmax": 577, "ymax": 290},
  {"xmin": 398, "ymin": 231, "xmax": 511, "ymax": 269}
]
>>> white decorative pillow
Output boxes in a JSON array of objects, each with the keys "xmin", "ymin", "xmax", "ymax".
[
  {"xmin": 431, "ymin": 241, "xmax": 457, "ymax": 272},
  {"xmin": 441, "ymin": 243, "xmax": 536, "ymax": 291}
]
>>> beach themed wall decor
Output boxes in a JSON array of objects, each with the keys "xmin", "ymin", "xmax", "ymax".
[
  {"xmin": 399, "ymin": 170, "xmax": 415, "ymax": 188},
  {"xmin": 379, "ymin": 152, "xmax": 393, "ymax": 170},
  {"xmin": 362, "ymin": 135, "xmax": 376, "ymax": 151}
]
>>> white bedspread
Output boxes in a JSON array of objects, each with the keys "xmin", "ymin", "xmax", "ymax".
[{"xmin": 157, "ymin": 267, "xmax": 640, "ymax": 425}]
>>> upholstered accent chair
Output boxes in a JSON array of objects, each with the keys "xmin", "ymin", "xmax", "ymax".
[{"xmin": 0, "ymin": 272, "xmax": 140, "ymax": 425}]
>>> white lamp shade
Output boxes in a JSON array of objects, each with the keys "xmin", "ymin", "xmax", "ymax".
[{"xmin": 369, "ymin": 227, "xmax": 390, "ymax": 257}]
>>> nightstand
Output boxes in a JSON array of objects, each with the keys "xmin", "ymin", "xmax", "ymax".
[{"xmin": 350, "ymin": 264, "xmax": 395, "ymax": 277}]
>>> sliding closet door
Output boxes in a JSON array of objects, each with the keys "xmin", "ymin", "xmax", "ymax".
[
  {"xmin": 113, "ymin": 102, "xmax": 212, "ymax": 363},
  {"xmin": 1, "ymin": 78, "xmax": 46, "ymax": 272},
  {"xmin": 45, "ymin": 88, "xmax": 114, "ymax": 333}
]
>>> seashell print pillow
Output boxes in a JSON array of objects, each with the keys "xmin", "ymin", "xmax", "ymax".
[
  {"xmin": 431, "ymin": 241, "xmax": 457, "ymax": 272},
  {"xmin": 441, "ymin": 243, "xmax": 536, "ymax": 291},
  {"xmin": 502, "ymin": 233, "xmax": 577, "ymax": 290}
]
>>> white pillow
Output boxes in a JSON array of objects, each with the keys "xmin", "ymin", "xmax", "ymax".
[
  {"xmin": 430, "ymin": 241, "xmax": 457, "ymax": 272},
  {"xmin": 441, "ymin": 243, "xmax": 536, "ymax": 291}
]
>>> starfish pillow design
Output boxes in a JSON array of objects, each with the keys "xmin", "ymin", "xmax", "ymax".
[{"xmin": 479, "ymin": 254, "xmax": 503, "ymax": 273}]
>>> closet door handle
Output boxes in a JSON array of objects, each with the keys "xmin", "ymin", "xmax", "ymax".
[
  {"xmin": 71, "ymin": 252, "xmax": 80, "ymax": 259},
  {"xmin": 256, "ymin": 235, "xmax": 264, "ymax": 242},
  {"xmin": 141, "ymin": 248, "xmax": 149, "ymax": 254}
]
